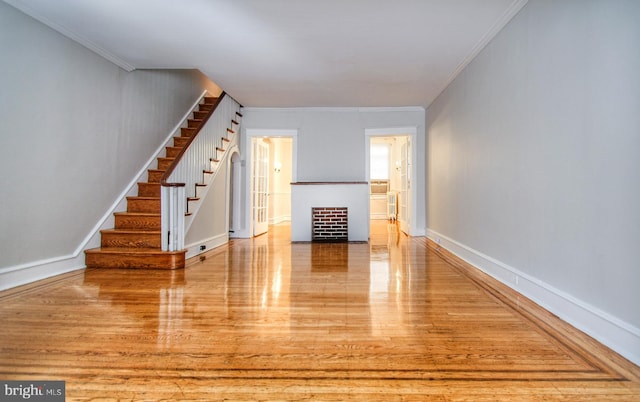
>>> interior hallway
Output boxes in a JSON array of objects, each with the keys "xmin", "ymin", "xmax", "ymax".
[{"xmin": 0, "ymin": 221, "xmax": 638, "ymax": 400}]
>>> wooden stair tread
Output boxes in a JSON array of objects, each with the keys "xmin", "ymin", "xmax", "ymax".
[
  {"xmin": 86, "ymin": 247, "xmax": 175, "ymax": 254},
  {"xmin": 113, "ymin": 212, "xmax": 160, "ymax": 229},
  {"xmin": 85, "ymin": 247, "xmax": 186, "ymax": 269},
  {"xmin": 126, "ymin": 196, "xmax": 160, "ymax": 200},
  {"xmin": 180, "ymin": 127, "xmax": 196, "ymax": 137},
  {"xmin": 114, "ymin": 212, "xmax": 159, "ymax": 216},
  {"xmin": 165, "ymin": 146, "xmax": 183, "ymax": 157},
  {"xmin": 101, "ymin": 229, "xmax": 160, "ymax": 234}
]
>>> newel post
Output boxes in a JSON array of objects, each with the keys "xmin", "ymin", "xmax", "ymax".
[{"xmin": 161, "ymin": 185, "xmax": 185, "ymax": 251}]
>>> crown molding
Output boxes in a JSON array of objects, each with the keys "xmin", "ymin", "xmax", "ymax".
[
  {"xmin": 242, "ymin": 106, "xmax": 425, "ymax": 113},
  {"xmin": 429, "ymin": 0, "xmax": 529, "ymax": 107},
  {"xmin": 3, "ymin": 0, "xmax": 136, "ymax": 72}
]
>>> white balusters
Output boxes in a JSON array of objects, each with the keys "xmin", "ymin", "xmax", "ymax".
[{"xmin": 161, "ymin": 93, "xmax": 241, "ymax": 251}]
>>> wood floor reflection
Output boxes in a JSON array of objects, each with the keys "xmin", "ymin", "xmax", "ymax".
[{"xmin": 0, "ymin": 221, "xmax": 638, "ymax": 400}]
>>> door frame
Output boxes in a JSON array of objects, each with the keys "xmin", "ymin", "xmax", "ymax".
[
  {"xmin": 365, "ymin": 126, "xmax": 418, "ymax": 236},
  {"xmin": 244, "ymin": 128, "xmax": 298, "ymax": 238},
  {"xmin": 252, "ymin": 138, "xmax": 270, "ymax": 236}
]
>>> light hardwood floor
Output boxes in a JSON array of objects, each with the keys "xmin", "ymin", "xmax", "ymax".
[{"xmin": 1, "ymin": 221, "xmax": 638, "ymax": 400}]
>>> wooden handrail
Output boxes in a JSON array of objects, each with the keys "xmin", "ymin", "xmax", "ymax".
[{"xmin": 160, "ymin": 91, "xmax": 227, "ymax": 187}]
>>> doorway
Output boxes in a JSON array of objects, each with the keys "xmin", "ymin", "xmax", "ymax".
[
  {"xmin": 252, "ymin": 138, "xmax": 270, "ymax": 236},
  {"xmin": 249, "ymin": 134, "xmax": 295, "ymax": 237},
  {"xmin": 365, "ymin": 127, "xmax": 416, "ymax": 236}
]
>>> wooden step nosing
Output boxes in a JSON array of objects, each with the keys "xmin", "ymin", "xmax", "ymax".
[
  {"xmin": 114, "ymin": 212, "xmax": 160, "ymax": 217},
  {"xmin": 101, "ymin": 229, "xmax": 161, "ymax": 234},
  {"xmin": 85, "ymin": 248, "xmax": 183, "ymax": 256}
]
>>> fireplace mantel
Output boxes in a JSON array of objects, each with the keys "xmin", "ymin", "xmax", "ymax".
[
  {"xmin": 290, "ymin": 182, "xmax": 369, "ymax": 242},
  {"xmin": 291, "ymin": 181, "xmax": 368, "ymax": 185}
]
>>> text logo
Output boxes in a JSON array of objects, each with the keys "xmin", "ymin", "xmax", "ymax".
[{"xmin": 1, "ymin": 381, "xmax": 64, "ymax": 401}]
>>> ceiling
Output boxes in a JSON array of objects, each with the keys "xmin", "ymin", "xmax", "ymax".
[{"xmin": 5, "ymin": 0, "xmax": 527, "ymax": 108}]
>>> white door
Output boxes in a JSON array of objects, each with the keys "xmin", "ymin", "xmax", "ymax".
[
  {"xmin": 399, "ymin": 139, "xmax": 411, "ymax": 234},
  {"xmin": 252, "ymin": 139, "xmax": 269, "ymax": 236}
]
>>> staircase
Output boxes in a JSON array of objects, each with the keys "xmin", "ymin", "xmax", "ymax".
[{"xmin": 84, "ymin": 96, "xmax": 221, "ymax": 269}]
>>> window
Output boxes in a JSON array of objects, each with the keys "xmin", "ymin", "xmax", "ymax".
[{"xmin": 370, "ymin": 143, "xmax": 390, "ymax": 180}]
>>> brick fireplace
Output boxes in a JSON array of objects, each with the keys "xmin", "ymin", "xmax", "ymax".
[
  {"xmin": 290, "ymin": 182, "xmax": 369, "ymax": 242},
  {"xmin": 312, "ymin": 207, "xmax": 348, "ymax": 242}
]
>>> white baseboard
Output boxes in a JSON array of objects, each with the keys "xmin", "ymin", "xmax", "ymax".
[
  {"xmin": 269, "ymin": 215, "xmax": 291, "ymax": 225},
  {"xmin": 0, "ymin": 254, "xmax": 86, "ymax": 291},
  {"xmin": 185, "ymin": 233, "xmax": 229, "ymax": 259},
  {"xmin": 426, "ymin": 228, "xmax": 640, "ymax": 366}
]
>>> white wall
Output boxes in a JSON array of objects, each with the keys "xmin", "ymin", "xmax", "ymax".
[
  {"xmin": 185, "ymin": 160, "xmax": 229, "ymax": 257},
  {"xmin": 0, "ymin": 2, "xmax": 221, "ymax": 288},
  {"xmin": 240, "ymin": 107, "xmax": 426, "ymax": 238},
  {"xmin": 268, "ymin": 138, "xmax": 292, "ymax": 224},
  {"xmin": 426, "ymin": 0, "xmax": 640, "ymax": 364}
]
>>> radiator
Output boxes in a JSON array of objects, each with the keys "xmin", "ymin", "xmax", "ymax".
[{"xmin": 387, "ymin": 192, "xmax": 397, "ymax": 221}]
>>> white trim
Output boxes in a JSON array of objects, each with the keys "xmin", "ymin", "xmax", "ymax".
[
  {"xmin": 245, "ymin": 129, "xmax": 299, "ymax": 138},
  {"xmin": 3, "ymin": 0, "xmax": 136, "ymax": 72},
  {"xmin": 228, "ymin": 152, "xmax": 243, "ymax": 238},
  {"xmin": 242, "ymin": 129, "xmax": 298, "ymax": 239},
  {"xmin": 185, "ymin": 233, "xmax": 229, "ymax": 259},
  {"xmin": 269, "ymin": 215, "xmax": 291, "ymax": 225},
  {"xmin": 365, "ymin": 127, "xmax": 418, "ymax": 136},
  {"xmin": 426, "ymin": 228, "xmax": 640, "ymax": 366},
  {"xmin": 0, "ymin": 254, "xmax": 85, "ymax": 291},
  {"xmin": 242, "ymin": 106, "xmax": 425, "ymax": 113},
  {"xmin": 0, "ymin": 91, "xmax": 208, "ymax": 291},
  {"xmin": 365, "ymin": 127, "xmax": 420, "ymax": 236}
]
